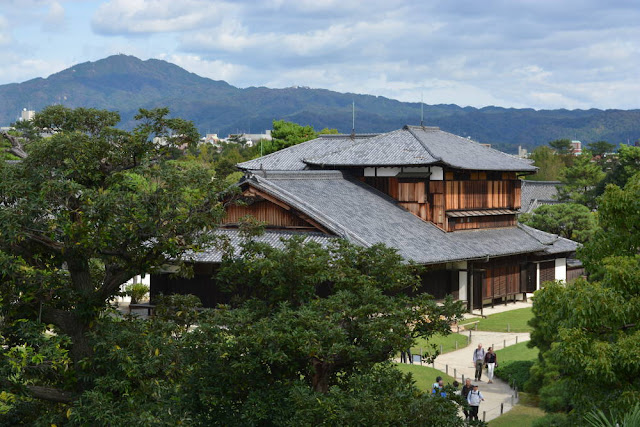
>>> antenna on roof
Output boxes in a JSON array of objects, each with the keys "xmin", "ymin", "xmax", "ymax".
[
  {"xmin": 351, "ymin": 101, "xmax": 355, "ymax": 137},
  {"xmin": 420, "ymin": 92, "xmax": 424, "ymax": 126}
]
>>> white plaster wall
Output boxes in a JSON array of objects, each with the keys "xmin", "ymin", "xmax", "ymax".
[
  {"xmin": 536, "ymin": 263, "xmax": 541, "ymax": 290},
  {"xmin": 430, "ymin": 166, "xmax": 443, "ymax": 180},
  {"xmin": 555, "ymin": 258, "xmax": 567, "ymax": 282},
  {"xmin": 459, "ymin": 271, "xmax": 468, "ymax": 301}
]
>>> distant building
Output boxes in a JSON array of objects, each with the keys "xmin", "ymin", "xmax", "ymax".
[
  {"xmin": 517, "ymin": 146, "xmax": 528, "ymax": 158},
  {"xmin": 20, "ymin": 108, "xmax": 35, "ymax": 122},
  {"xmin": 225, "ymin": 130, "xmax": 272, "ymax": 148},
  {"xmin": 571, "ymin": 140, "xmax": 582, "ymax": 155},
  {"xmin": 519, "ymin": 180, "xmax": 563, "ymax": 213}
]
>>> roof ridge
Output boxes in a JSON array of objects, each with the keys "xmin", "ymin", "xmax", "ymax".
[{"xmin": 405, "ymin": 126, "xmax": 442, "ymax": 162}]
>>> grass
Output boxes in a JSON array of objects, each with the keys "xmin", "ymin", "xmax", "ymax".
[
  {"xmin": 394, "ymin": 363, "xmax": 456, "ymax": 392},
  {"xmin": 495, "ymin": 341, "xmax": 538, "ymax": 363},
  {"xmin": 488, "ymin": 393, "xmax": 545, "ymax": 427},
  {"xmin": 461, "ymin": 307, "xmax": 533, "ymax": 333},
  {"xmin": 410, "ymin": 332, "xmax": 469, "ymax": 355}
]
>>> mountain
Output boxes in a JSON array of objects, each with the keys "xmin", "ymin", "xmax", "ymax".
[{"xmin": 1, "ymin": 54, "xmax": 639, "ymax": 153}]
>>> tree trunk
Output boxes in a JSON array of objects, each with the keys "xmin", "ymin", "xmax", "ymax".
[
  {"xmin": 41, "ymin": 307, "xmax": 92, "ymax": 365},
  {"xmin": 310, "ymin": 358, "xmax": 332, "ymax": 393}
]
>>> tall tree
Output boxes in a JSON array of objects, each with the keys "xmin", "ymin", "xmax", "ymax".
[
  {"xmin": 0, "ymin": 106, "xmax": 226, "ymax": 406},
  {"xmin": 529, "ymin": 145, "xmax": 566, "ymax": 181},
  {"xmin": 557, "ymin": 151, "xmax": 605, "ymax": 209},
  {"xmin": 587, "ymin": 140, "xmax": 616, "ymax": 157},
  {"xmin": 527, "ymin": 174, "xmax": 640, "ymax": 423},
  {"xmin": 595, "ymin": 144, "xmax": 640, "ymax": 197},
  {"xmin": 519, "ymin": 203, "xmax": 597, "ymax": 243}
]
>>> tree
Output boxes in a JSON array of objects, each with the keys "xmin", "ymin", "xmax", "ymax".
[
  {"xmin": 529, "ymin": 146, "xmax": 566, "ymax": 181},
  {"xmin": 266, "ymin": 120, "xmax": 318, "ymax": 154},
  {"xmin": 548, "ymin": 138, "xmax": 574, "ymax": 156},
  {"xmin": 587, "ymin": 140, "xmax": 616, "ymax": 158},
  {"xmin": 527, "ymin": 174, "xmax": 640, "ymax": 423},
  {"xmin": 0, "ymin": 106, "xmax": 226, "ymax": 408},
  {"xmin": 519, "ymin": 203, "xmax": 597, "ymax": 243},
  {"xmin": 557, "ymin": 151, "xmax": 605, "ymax": 209},
  {"xmin": 595, "ymin": 144, "xmax": 640, "ymax": 197}
]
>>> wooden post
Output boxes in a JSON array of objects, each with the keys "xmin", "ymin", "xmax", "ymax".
[
  {"xmin": 501, "ymin": 403, "xmax": 504, "ymax": 415},
  {"xmin": 516, "ymin": 336, "xmax": 518, "ymax": 344},
  {"xmin": 508, "ymin": 323, "xmax": 510, "ymax": 332},
  {"xmin": 420, "ymin": 348, "xmax": 423, "ymax": 365},
  {"xmin": 454, "ymin": 368, "xmax": 457, "ymax": 379},
  {"xmin": 456, "ymin": 340, "xmax": 458, "ymax": 350},
  {"xmin": 483, "ymin": 411, "xmax": 486, "ymax": 422},
  {"xmin": 440, "ymin": 344, "xmax": 443, "ymax": 354},
  {"xmin": 446, "ymin": 364, "xmax": 449, "ymax": 375},
  {"xmin": 462, "ymin": 374, "xmax": 465, "ymax": 383},
  {"xmin": 504, "ymin": 339, "xmax": 506, "ymax": 349}
]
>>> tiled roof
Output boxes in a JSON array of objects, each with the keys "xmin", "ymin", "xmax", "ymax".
[
  {"xmin": 237, "ymin": 134, "xmax": 377, "ymax": 171},
  {"xmin": 234, "ymin": 171, "xmax": 577, "ymax": 264},
  {"xmin": 304, "ymin": 126, "xmax": 538, "ymax": 172},
  {"xmin": 520, "ymin": 180, "xmax": 562, "ymax": 213},
  {"xmin": 186, "ymin": 229, "xmax": 336, "ymax": 263}
]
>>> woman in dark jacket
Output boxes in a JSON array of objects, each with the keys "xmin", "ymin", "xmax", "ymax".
[{"xmin": 484, "ymin": 347, "xmax": 498, "ymax": 383}]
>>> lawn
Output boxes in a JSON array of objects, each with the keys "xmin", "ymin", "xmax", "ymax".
[
  {"xmin": 394, "ymin": 363, "xmax": 456, "ymax": 392},
  {"xmin": 461, "ymin": 307, "xmax": 533, "ymax": 333},
  {"xmin": 411, "ymin": 332, "xmax": 469, "ymax": 355},
  {"xmin": 495, "ymin": 341, "xmax": 538, "ymax": 363},
  {"xmin": 488, "ymin": 393, "xmax": 545, "ymax": 427}
]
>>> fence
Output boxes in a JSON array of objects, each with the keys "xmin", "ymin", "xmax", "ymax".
[{"xmin": 409, "ymin": 330, "xmax": 527, "ymax": 421}]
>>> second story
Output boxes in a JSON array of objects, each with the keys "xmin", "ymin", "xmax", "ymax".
[{"xmin": 237, "ymin": 125, "xmax": 537, "ymax": 232}]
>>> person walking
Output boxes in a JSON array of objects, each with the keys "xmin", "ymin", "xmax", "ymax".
[
  {"xmin": 461, "ymin": 378, "xmax": 473, "ymax": 420},
  {"xmin": 467, "ymin": 384, "xmax": 485, "ymax": 421},
  {"xmin": 484, "ymin": 347, "xmax": 498, "ymax": 383},
  {"xmin": 472, "ymin": 343, "xmax": 486, "ymax": 381}
]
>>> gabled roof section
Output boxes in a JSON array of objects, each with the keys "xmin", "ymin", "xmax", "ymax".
[
  {"xmin": 520, "ymin": 180, "xmax": 562, "ymax": 213},
  {"xmin": 304, "ymin": 125, "xmax": 538, "ymax": 172},
  {"xmin": 236, "ymin": 134, "xmax": 378, "ymax": 171},
  {"xmin": 237, "ymin": 170, "xmax": 577, "ymax": 264}
]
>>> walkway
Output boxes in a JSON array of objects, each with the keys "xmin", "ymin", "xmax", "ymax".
[{"xmin": 432, "ymin": 330, "xmax": 530, "ymax": 422}]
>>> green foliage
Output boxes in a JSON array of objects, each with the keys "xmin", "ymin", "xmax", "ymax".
[
  {"xmin": 265, "ymin": 119, "xmax": 318, "ymax": 154},
  {"xmin": 529, "ymin": 146, "xmax": 566, "ymax": 181},
  {"xmin": 494, "ymin": 361, "xmax": 534, "ymax": 389},
  {"xmin": 584, "ymin": 402, "xmax": 640, "ymax": 427},
  {"xmin": 557, "ymin": 151, "xmax": 605, "ymax": 208},
  {"xmin": 595, "ymin": 144, "xmax": 640, "ymax": 197},
  {"xmin": 531, "ymin": 413, "xmax": 570, "ymax": 427},
  {"xmin": 0, "ymin": 105, "xmax": 226, "ymax": 419},
  {"xmin": 548, "ymin": 139, "xmax": 574, "ymax": 156},
  {"xmin": 520, "ymin": 203, "xmax": 597, "ymax": 243},
  {"xmin": 579, "ymin": 173, "xmax": 640, "ymax": 278},
  {"xmin": 587, "ymin": 141, "xmax": 616, "ymax": 157},
  {"xmin": 124, "ymin": 282, "xmax": 149, "ymax": 304}
]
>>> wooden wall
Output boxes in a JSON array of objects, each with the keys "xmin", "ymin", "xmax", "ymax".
[
  {"xmin": 224, "ymin": 200, "xmax": 314, "ymax": 229},
  {"xmin": 445, "ymin": 180, "xmax": 521, "ymax": 210},
  {"xmin": 483, "ymin": 264, "xmax": 520, "ymax": 299},
  {"xmin": 447, "ymin": 214, "xmax": 516, "ymax": 232}
]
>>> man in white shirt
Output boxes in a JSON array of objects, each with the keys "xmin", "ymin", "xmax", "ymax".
[{"xmin": 467, "ymin": 384, "xmax": 485, "ymax": 421}]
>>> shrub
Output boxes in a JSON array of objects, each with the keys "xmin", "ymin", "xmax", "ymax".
[
  {"xmin": 531, "ymin": 412, "xmax": 570, "ymax": 427},
  {"xmin": 125, "ymin": 282, "xmax": 149, "ymax": 304},
  {"xmin": 494, "ymin": 360, "xmax": 534, "ymax": 389}
]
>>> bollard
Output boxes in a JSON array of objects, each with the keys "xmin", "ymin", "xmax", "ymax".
[
  {"xmin": 446, "ymin": 364, "xmax": 449, "ymax": 375},
  {"xmin": 420, "ymin": 348, "xmax": 423, "ymax": 366},
  {"xmin": 504, "ymin": 339, "xmax": 506, "ymax": 349},
  {"xmin": 462, "ymin": 374, "xmax": 465, "ymax": 383},
  {"xmin": 475, "ymin": 322, "xmax": 478, "ymax": 331},
  {"xmin": 508, "ymin": 323, "xmax": 510, "ymax": 332},
  {"xmin": 455, "ymin": 340, "xmax": 458, "ymax": 350},
  {"xmin": 440, "ymin": 344, "xmax": 443, "ymax": 354},
  {"xmin": 515, "ymin": 386, "xmax": 519, "ymax": 398},
  {"xmin": 511, "ymin": 396, "xmax": 514, "ymax": 406},
  {"xmin": 501, "ymin": 403, "xmax": 504, "ymax": 415},
  {"xmin": 454, "ymin": 368, "xmax": 457, "ymax": 379},
  {"xmin": 483, "ymin": 411, "xmax": 486, "ymax": 422},
  {"xmin": 516, "ymin": 336, "xmax": 518, "ymax": 344}
]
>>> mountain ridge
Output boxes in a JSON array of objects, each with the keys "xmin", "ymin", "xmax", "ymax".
[{"xmin": 1, "ymin": 54, "xmax": 639, "ymax": 153}]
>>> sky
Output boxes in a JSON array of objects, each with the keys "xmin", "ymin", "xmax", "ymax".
[{"xmin": 1, "ymin": 0, "xmax": 639, "ymax": 110}]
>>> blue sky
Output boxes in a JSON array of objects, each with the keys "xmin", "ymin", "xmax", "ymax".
[{"xmin": 1, "ymin": 0, "xmax": 639, "ymax": 110}]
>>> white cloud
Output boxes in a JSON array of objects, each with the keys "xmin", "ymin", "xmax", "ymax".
[
  {"xmin": 92, "ymin": 0, "xmax": 238, "ymax": 34},
  {"xmin": 0, "ymin": 15, "xmax": 11, "ymax": 45},
  {"xmin": 42, "ymin": 1, "xmax": 66, "ymax": 32}
]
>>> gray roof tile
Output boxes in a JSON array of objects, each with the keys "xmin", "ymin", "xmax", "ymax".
[
  {"xmin": 237, "ymin": 134, "xmax": 377, "ymax": 171},
  {"xmin": 237, "ymin": 171, "xmax": 577, "ymax": 264},
  {"xmin": 304, "ymin": 126, "xmax": 538, "ymax": 172},
  {"xmin": 520, "ymin": 180, "xmax": 563, "ymax": 213}
]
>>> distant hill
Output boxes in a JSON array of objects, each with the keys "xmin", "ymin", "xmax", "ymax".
[{"xmin": 1, "ymin": 54, "xmax": 639, "ymax": 153}]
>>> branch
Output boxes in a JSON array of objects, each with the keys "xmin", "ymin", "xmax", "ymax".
[
  {"xmin": 26, "ymin": 385, "xmax": 75, "ymax": 404},
  {"xmin": 1, "ymin": 131, "xmax": 28, "ymax": 159},
  {"xmin": 25, "ymin": 231, "xmax": 64, "ymax": 253}
]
